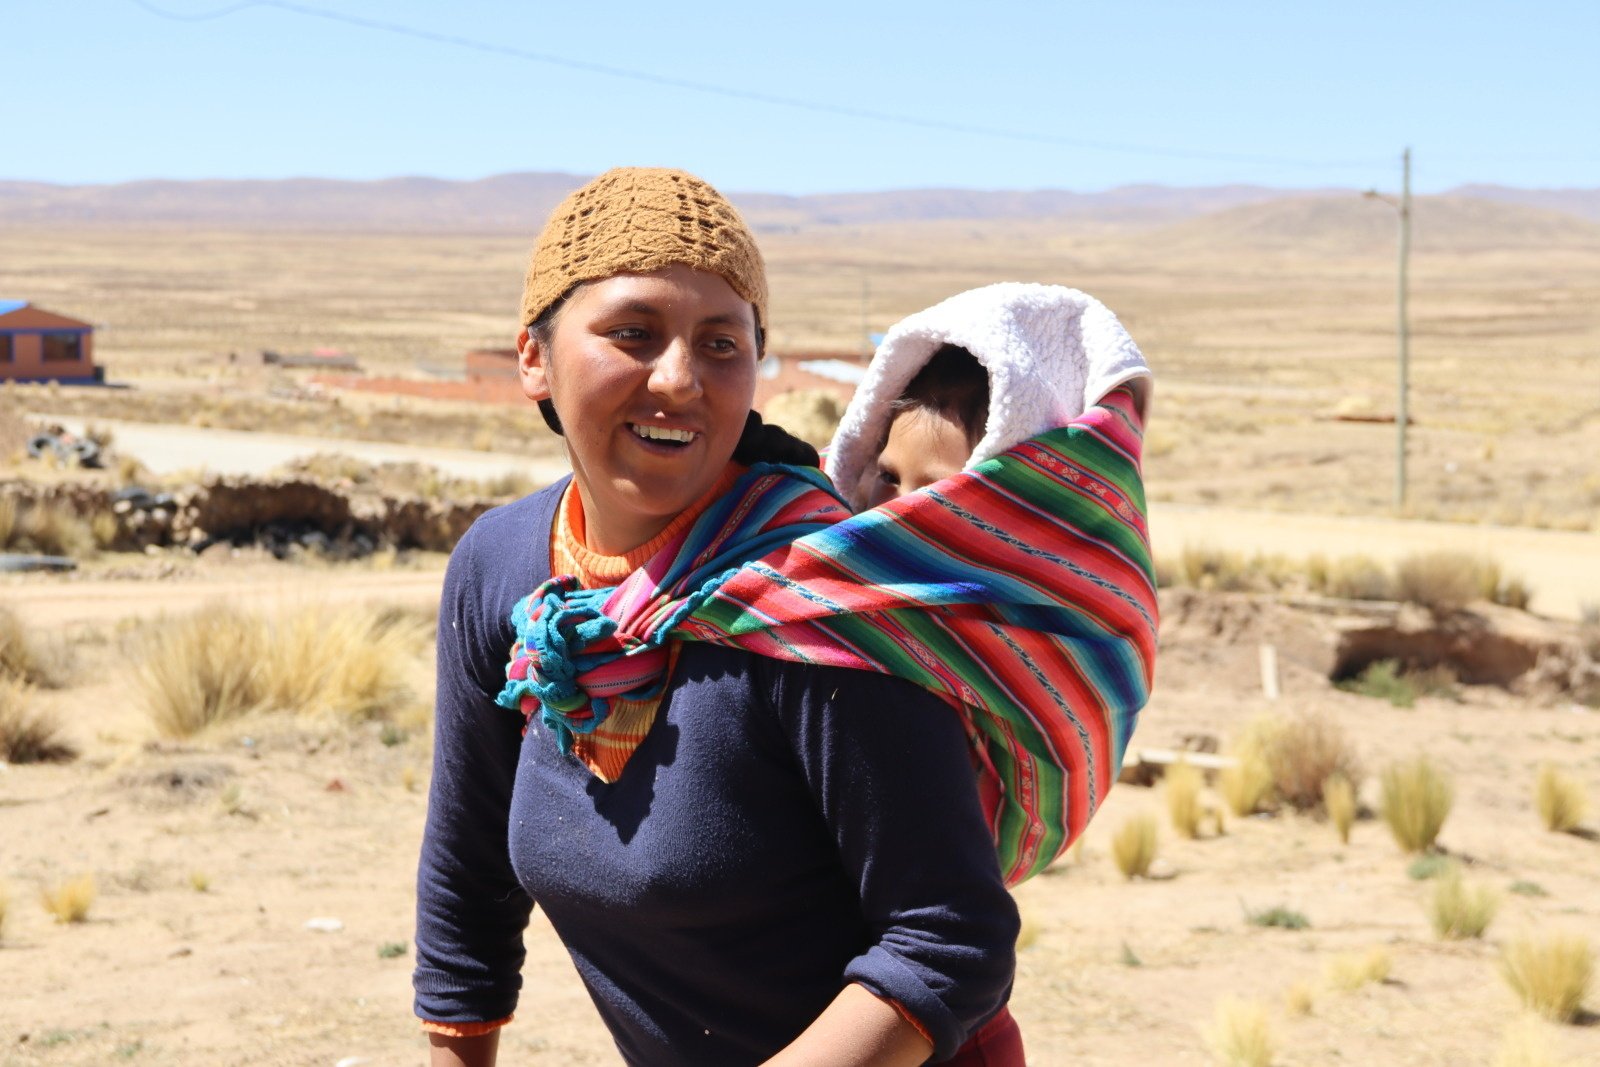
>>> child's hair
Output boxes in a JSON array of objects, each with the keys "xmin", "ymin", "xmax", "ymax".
[{"xmin": 892, "ymin": 344, "xmax": 990, "ymax": 446}]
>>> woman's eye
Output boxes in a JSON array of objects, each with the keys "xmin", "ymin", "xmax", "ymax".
[
  {"xmin": 705, "ymin": 336, "xmax": 741, "ymax": 356},
  {"xmin": 609, "ymin": 327, "xmax": 648, "ymax": 342}
]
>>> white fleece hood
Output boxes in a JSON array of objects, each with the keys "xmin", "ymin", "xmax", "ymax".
[{"xmin": 823, "ymin": 282, "xmax": 1152, "ymax": 494}]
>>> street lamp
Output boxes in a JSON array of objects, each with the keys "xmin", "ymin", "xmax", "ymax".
[{"xmin": 1363, "ymin": 147, "xmax": 1412, "ymax": 513}]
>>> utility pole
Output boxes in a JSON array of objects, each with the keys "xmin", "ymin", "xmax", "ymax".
[{"xmin": 1364, "ymin": 147, "xmax": 1413, "ymax": 513}]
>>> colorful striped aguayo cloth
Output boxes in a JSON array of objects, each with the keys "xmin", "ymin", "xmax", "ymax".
[{"xmin": 500, "ymin": 386, "xmax": 1157, "ymax": 886}]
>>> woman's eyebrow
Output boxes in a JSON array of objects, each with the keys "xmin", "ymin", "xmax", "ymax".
[{"xmin": 698, "ymin": 312, "xmax": 752, "ymax": 329}]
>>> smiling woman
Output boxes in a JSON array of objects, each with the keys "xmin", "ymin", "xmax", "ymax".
[{"xmin": 414, "ymin": 168, "xmax": 1019, "ymax": 1067}]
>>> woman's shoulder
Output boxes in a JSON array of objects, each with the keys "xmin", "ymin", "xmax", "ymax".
[{"xmin": 454, "ymin": 476, "xmax": 569, "ymax": 565}]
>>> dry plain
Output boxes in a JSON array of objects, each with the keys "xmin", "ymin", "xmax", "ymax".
[{"xmin": 2, "ymin": 199, "xmax": 1598, "ymax": 1065}]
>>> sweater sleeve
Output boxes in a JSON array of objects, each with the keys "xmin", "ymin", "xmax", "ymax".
[
  {"xmin": 767, "ymin": 659, "xmax": 1019, "ymax": 1060},
  {"xmin": 413, "ymin": 520, "xmax": 536, "ymax": 1025}
]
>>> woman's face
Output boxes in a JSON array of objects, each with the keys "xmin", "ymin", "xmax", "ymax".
[{"xmin": 518, "ymin": 264, "xmax": 760, "ymax": 553}]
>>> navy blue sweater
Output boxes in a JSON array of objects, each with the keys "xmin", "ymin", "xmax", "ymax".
[{"xmin": 413, "ymin": 480, "xmax": 1018, "ymax": 1065}]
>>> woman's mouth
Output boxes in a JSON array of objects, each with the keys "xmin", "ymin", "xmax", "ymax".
[{"xmin": 628, "ymin": 423, "xmax": 699, "ymax": 449}]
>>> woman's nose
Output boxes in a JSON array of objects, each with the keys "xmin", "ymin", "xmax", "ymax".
[{"xmin": 647, "ymin": 338, "xmax": 702, "ymax": 402}]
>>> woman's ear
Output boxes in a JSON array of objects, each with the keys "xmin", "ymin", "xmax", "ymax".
[{"xmin": 516, "ymin": 327, "xmax": 551, "ymax": 403}]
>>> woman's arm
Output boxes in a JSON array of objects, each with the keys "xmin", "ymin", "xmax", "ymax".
[
  {"xmin": 768, "ymin": 660, "xmax": 1019, "ymax": 1061},
  {"xmin": 428, "ymin": 1030, "xmax": 500, "ymax": 1067},
  {"xmin": 761, "ymin": 983, "xmax": 932, "ymax": 1067}
]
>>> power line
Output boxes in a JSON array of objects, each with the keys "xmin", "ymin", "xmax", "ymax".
[{"xmin": 128, "ymin": 0, "xmax": 1390, "ymax": 172}]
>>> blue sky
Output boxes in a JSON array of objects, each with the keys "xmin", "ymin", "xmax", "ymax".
[{"xmin": 7, "ymin": 0, "xmax": 1596, "ymax": 194}]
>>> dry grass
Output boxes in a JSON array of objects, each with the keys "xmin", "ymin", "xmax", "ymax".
[
  {"xmin": 1219, "ymin": 729, "xmax": 1275, "ymax": 817},
  {"xmin": 1324, "ymin": 773, "xmax": 1357, "ymax": 844},
  {"xmin": 1110, "ymin": 812, "xmax": 1159, "ymax": 880},
  {"xmin": 1311, "ymin": 554, "xmax": 1395, "ymax": 601},
  {"xmin": 762, "ymin": 389, "xmax": 845, "ymax": 449},
  {"xmin": 1325, "ymin": 946, "xmax": 1392, "ymax": 992},
  {"xmin": 1535, "ymin": 764, "xmax": 1588, "ymax": 834},
  {"xmin": 0, "ymin": 604, "xmax": 69, "ymax": 687},
  {"xmin": 1, "ymin": 500, "xmax": 95, "ymax": 557},
  {"xmin": 1501, "ymin": 932, "xmax": 1594, "ymax": 1023},
  {"xmin": 135, "ymin": 601, "xmax": 426, "ymax": 737},
  {"xmin": 1381, "ymin": 756, "xmax": 1455, "ymax": 854},
  {"xmin": 1263, "ymin": 710, "xmax": 1361, "ymax": 812},
  {"xmin": 1493, "ymin": 1017, "xmax": 1568, "ymax": 1067},
  {"xmin": 189, "ymin": 871, "xmax": 211, "ymax": 893},
  {"xmin": 0, "ymin": 677, "xmax": 76, "ymax": 764},
  {"xmin": 1284, "ymin": 981, "xmax": 1315, "ymax": 1017},
  {"xmin": 1429, "ymin": 867, "xmax": 1501, "ymax": 940},
  {"xmin": 1202, "ymin": 996, "xmax": 1275, "ymax": 1067},
  {"xmin": 1165, "ymin": 758, "xmax": 1205, "ymax": 839},
  {"xmin": 40, "ymin": 874, "xmax": 96, "ymax": 924},
  {"xmin": 1395, "ymin": 551, "xmax": 1492, "ymax": 614}
]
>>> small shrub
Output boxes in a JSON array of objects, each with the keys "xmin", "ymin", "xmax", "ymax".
[
  {"xmin": 1284, "ymin": 981, "xmax": 1315, "ymax": 1017},
  {"xmin": 1395, "ymin": 550, "xmax": 1489, "ymax": 614},
  {"xmin": 1407, "ymin": 853, "xmax": 1454, "ymax": 881},
  {"xmin": 1166, "ymin": 759, "xmax": 1204, "ymax": 839},
  {"xmin": 6, "ymin": 503, "xmax": 95, "ymax": 557},
  {"xmin": 1246, "ymin": 904, "xmax": 1310, "ymax": 930},
  {"xmin": 0, "ymin": 678, "xmax": 77, "ymax": 764},
  {"xmin": 1381, "ymin": 756, "xmax": 1454, "ymax": 853},
  {"xmin": 1320, "ymin": 555, "xmax": 1395, "ymax": 601},
  {"xmin": 1202, "ymin": 996, "xmax": 1275, "ymax": 1067},
  {"xmin": 1493, "ymin": 1016, "xmax": 1566, "ymax": 1067},
  {"xmin": 1338, "ymin": 659, "xmax": 1416, "ymax": 707},
  {"xmin": 1325, "ymin": 946, "xmax": 1391, "ymax": 992},
  {"xmin": 1429, "ymin": 868, "xmax": 1500, "ymax": 940},
  {"xmin": 1501, "ymin": 932, "xmax": 1594, "ymax": 1023},
  {"xmin": 1535, "ymin": 764, "xmax": 1588, "ymax": 834},
  {"xmin": 41, "ymin": 874, "xmax": 96, "ymax": 923},
  {"xmin": 377, "ymin": 940, "xmax": 408, "ymax": 959},
  {"xmin": 1324, "ymin": 773, "xmax": 1356, "ymax": 844},
  {"xmin": 1510, "ymin": 880, "xmax": 1549, "ymax": 898},
  {"xmin": 1263, "ymin": 711, "xmax": 1362, "ymax": 812},
  {"xmin": 1111, "ymin": 812, "xmax": 1159, "ymax": 880}
]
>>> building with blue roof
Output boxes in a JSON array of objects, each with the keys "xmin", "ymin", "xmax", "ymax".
[{"xmin": 0, "ymin": 301, "xmax": 101, "ymax": 384}]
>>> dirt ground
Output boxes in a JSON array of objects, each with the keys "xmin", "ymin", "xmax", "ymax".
[{"xmin": 3, "ymin": 554, "xmax": 1597, "ymax": 1066}]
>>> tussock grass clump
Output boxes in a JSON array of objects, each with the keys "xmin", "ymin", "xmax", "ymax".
[
  {"xmin": 135, "ymin": 602, "xmax": 426, "ymax": 737},
  {"xmin": 1501, "ymin": 932, "xmax": 1594, "ymax": 1023},
  {"xmin": 1324, "ymin": 773, "xmax": 1356, "ymax": 844},
  {"xmin": 1263, "ymin": 711, "xmax": 1362, "ymax": 812},
  {"xmin": 1165, "ymin": 759, "xmax": 1205, "ymax": 839},
  {"xmin": 0, "ymin": 678, "xmax": 77, "ymax": 764},
  {"xmin": 2, "ymin": 502, "xmax": 95, "ymax": 557},
  {"xmin": 1395, "ymin": 550, "xmax": 1485, "ymax": 614},
  {"xmin": 1535, "ymin": 764, "xmax": 1588, "ymax": 834},
  {"xmin": 188, "ymin": 871, "xmax": 211, "ymax": 893},
  {"xmin": 1110, "ymin": 812, "xmax": 1159, "ymax": 880},
  {"xmin": 1311, "ymin": 554, "xmax": 1395, "ymax": 601},
  {"xmin": 41, "ymin": 874, "xmax": 96, "ymax": 924},
  {"xmin": 1493, "ymin": 1016, "xmax": 1567, "ymax": 1067},
  {"xmin": 1325, "ymin": 946, "xmax": 1392, "ymax": 992},
  {"xmin": 1202, "ymin": 996, "xmax": 1275, "ymax": 1067},
  {"xmin": 1284, "ymin": 981, "xmax": 1315, "ymax": 1017},
  {"xmin": 0, "ymin": 604, "xmax": 70, "ymax": 687},
  {"xmin": 1430, "ymin": 868, "xmax": 1500, "ymax": 940},
  {"xmin": 1176, "ymin": 545, "xmax": 1255, "ymax": 592},
  {"xmin": 762, "ymin": 390, "xmax": 844, "ymax": 449},
  {"xmin": 1220, "ymin": 728, "xmax": 1275, "ymax": 817},
  {"xmin": 1381, "ymin": 756, "xmax": 1454, "ymax": 853}
]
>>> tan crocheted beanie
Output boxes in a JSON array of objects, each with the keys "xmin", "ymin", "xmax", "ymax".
[{"xmin": 520, "ymin": 167, "xmax": 768, "ymax": 328}]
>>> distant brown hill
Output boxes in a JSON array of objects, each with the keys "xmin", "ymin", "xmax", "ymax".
[
  {"xmin": 1, "ymin": 174, "xmax": 1595, "ymax": 251},
  {"xmin": 1136, "ymin": 194, "xmax": 1600, "ymax": 254},
  {"xmin": 0, "ymin": 172, "xmax": 1344, "ymax": 232}
]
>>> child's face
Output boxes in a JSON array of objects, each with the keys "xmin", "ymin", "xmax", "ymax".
[{"xmin": 855, "ymin": 407, "xmax": 972, "ymax": 510}]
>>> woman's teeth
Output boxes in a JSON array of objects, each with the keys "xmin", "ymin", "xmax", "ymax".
[{"xmin": 631, "ymin": 424, "xmax": 698, "ymax": 445}]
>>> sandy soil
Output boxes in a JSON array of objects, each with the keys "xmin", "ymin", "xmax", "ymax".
[{"xmin": 3, "ymin": 559, "xmax": 1598, "ymax": 1066}]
